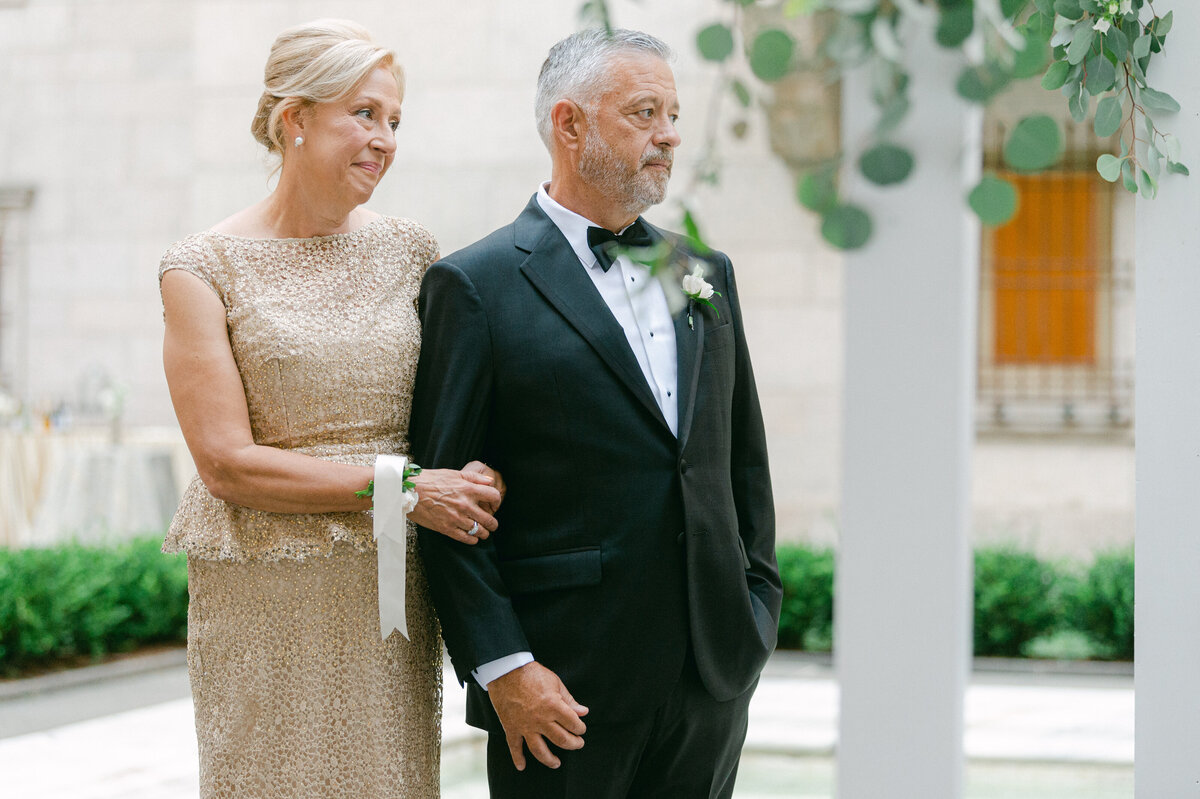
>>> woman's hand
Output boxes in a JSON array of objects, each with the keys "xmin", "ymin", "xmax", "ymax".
[
  {"xmin": 462, "ymin": 461, "xmax": 506, "ymax": 514},
  {"xmin": 409, "ymin": 467, "xmax": 503, "ymax": 545}
]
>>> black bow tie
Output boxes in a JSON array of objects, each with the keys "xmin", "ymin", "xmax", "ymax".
[{"xmin": 586, "ymin": 220, "xmax": 653, "ymax": 272}]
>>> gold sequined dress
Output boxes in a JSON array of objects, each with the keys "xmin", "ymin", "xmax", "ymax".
[{"xmin": 158, "ymin": 216, "xmax": 442, "ymax": 798}]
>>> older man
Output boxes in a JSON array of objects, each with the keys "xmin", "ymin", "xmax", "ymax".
[{"xmin": 409, "ymin": 28, "xmax": 781, "ymax": 798}]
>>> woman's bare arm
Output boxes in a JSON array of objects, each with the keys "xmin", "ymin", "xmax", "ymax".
[{"xmin": 161, "ymin": 268, "xmax": 500, "ymax": 540}]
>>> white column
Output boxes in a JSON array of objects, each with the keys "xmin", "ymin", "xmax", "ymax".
[
  {"xmin": 1135, "ymin": 7, "xmax": 1200, "ymax": 792},
  {"xmin": 834, "ymin": 28, "xmax": 980, "ymax": 799}
]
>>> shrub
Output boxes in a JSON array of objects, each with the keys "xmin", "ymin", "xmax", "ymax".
[
  {"xmin": 1065, "ymin": 547, "xmax": 1134, "ymax": 660},
  {"xmin": 775, "ymin": 544, "xmax": 835, "ymax": 651},
  {"xmin": 0, "ymin": 537, "xmax": 187, "ymax": 676},
  {"xmin": 973, "ymin": 546, "xmax": 1062, "ymax": 657}
]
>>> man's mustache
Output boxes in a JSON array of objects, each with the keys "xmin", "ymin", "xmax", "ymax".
[{"xmin": 641, "ymin": 148, "xmax": 673, "ymax": 168}]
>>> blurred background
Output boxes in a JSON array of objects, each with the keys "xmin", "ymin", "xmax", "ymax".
[
  {"xmin": 0, "ymin": 0, "xmax": 1133, "ymax": 559},
  {"xmin": 0, "ymin": 0, "xmax": 1136, "ymax": 796}
]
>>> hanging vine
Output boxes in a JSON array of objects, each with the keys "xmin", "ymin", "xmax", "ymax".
[{"xmin": 581, "ymin": 0, "xmax": 1184, "ymax": 250}]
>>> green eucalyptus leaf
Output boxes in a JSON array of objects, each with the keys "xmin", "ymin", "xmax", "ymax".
[
  {"xmin": 1154, "ymin": 10, "xmax": 1173, "ymax": 37},
  {"xmin": 1034, "ymin": 0, "xmax": 1055, "ymax": 16},
  {"xmin": 1164, "ymin": 133, "xmax": 1182, "ymax": 163},
  {"xmin": 968, "ymin": 176, "xmax": 1019, "ymax": 226},
  {"xmin": 1041, "ymin": 60, "xmax": 1071, "ymax": 90},
  {"xmin": 957, "ymin": 64, "xmax": 1011, "ymax": 104},
  {"xmin": 1141, "ymin": 86, "xmax": 1181, "ymax": 114},
  {"xmin": 937, "ymin": 4, "xmax": 975, "ymax": 48},
  {"xmin": 1069, "ymin": 88, "xmax": 1090, "ymax": 122},
  {"xmin": 682, "ymin": 207, "xmax": 712, "ymax": 253},
  {"xmin": 1013, "ymin": 31, "xmax": 1051, "ymax": 79},
  {"xmin": 859, "ymin": 143, "xmax": 915, "ymax": 185},
  {"xmin": 876, "ymin": 93, "xmax": 911, "ymax": 134},
  {"xmin": 1139, "ymin": 168, "xmax": 1158, "ymax": 199},
  {"xmin": 1167, "ymin": 161, "xmax": 1191, "ymax": 176},
  {"xmin": 1054, "ymin": 0, "xmax": 1084, "ymax": 20},
  {"xmin": 697, "ymin": 23, "xmax": 735, "ymax": 62},
  {"xmin": 1096, "ymin": 153, "xmax": 1123, "ymax": 182},
  {"xmin": 821, "ymin": 204, "xmax": 873, "ymax": 250},
  {"xmin": 797, "ymin": 169, "xmax": 839, "ymax": 213},
  {"xmin": 1105, "ymin": 25, "xmax": 1129, "ymax": 61},
  {"xmin": 749, "ymin": 28, "xmax": 795, "ymax": 82},
  {"xmin": 1084, "ymin": 53, "xmax": 1116, "ymax": 94},
  {"xmin": 1004, "ymin": 114, "xmax": 1064, "ymax": 171},
  {"xmin": 1121, "ymin": 158, "xmax": 1137, "ymax": 193},
  {"xmin": 1093, "ymin": 95, "xmax": 1123, "ymax": 137},
  {"xmin": 730, "ymin": 78, "xmax": 752, "ymax": 108},
  {"xmin": 1133, "ymin": 33, "xmax": 1152, "ymax": 59},
  {"xmin": 1141, "ymin": 106, "xmax": 1156, "ymax": 139},
  {"xmin": 1067, "ymin": 23, "xmax": 1095, "ymax": 65},
  {"xmin": 1001, "ymin": 0, "xmax": 1027, "ymax": 17},
  {"xmin": 1146, "ymin": 145, "xmax": 1162, "ymax": 180}
]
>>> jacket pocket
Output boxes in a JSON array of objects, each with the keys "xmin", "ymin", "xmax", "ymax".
[
  {"xmin": 499, "ymin": 547, "xmax": 602, "ymax": 594},
  {"xmin": 703, "ymin": 321, "xmax": 734, "ymax": 352}
]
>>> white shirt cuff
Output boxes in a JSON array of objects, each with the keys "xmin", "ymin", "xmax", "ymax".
[{"xmin": 472, "ymin": 651, "xmax": 534, "ymax": 691}]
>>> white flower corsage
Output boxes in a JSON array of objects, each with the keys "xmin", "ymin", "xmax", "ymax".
[{"xmin": 681, "ymin": 266, "xmax": 721, "ymax": 329}]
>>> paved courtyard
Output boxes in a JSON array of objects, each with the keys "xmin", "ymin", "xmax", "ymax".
[{"xmin": 0, "ymin": 651, "xmax": 1132, "ymax": 798}]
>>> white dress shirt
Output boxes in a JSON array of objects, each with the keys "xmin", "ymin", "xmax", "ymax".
[{"xmin": 470, "ymin": 185, "xmax": 680, "ymax": 690}]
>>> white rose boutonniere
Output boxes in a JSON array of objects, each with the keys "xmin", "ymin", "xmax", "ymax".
[{"xmin": 681, "ymin": 266, "xmax": 721, "ymax": 330}]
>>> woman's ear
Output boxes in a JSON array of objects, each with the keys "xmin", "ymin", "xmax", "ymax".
[{"xmin": 280, "ymin": 101, "xmax": 307, "ymax": 141}]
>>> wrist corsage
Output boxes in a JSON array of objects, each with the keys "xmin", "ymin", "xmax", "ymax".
[{"xmin": 357, "ymin": 461, "xmax": 422, "ymax": 506}]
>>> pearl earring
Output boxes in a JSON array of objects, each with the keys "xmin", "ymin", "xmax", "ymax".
[{"xmin": 294, "ymin": 136, "xmax": 304, "ymax": 147}]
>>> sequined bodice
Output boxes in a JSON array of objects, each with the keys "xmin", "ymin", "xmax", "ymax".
[{"xmin": 158, "ymin": 216, "xmax": 438, "ymax": 561}]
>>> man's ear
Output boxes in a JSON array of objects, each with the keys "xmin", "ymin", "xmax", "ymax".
[{"xmin": 551, "ymin": 99, "xmax": 585, "ymax": 152}]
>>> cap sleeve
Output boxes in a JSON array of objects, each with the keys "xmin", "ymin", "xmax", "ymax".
[{"xmin": 157, "ymin": 234, "xmax": 224, "ymax": 305}]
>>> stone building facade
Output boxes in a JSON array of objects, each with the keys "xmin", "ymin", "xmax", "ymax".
[{"xmin": 0, "ymin": 0, "xmax": 1132, "ymax": 557}]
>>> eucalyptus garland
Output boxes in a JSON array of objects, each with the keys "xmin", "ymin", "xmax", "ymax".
[{"xmin": 581, "ymin": 0, "xmax": 1184, "ymax": 250}]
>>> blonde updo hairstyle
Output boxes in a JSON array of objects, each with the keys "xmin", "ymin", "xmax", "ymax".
[{"xmin": 251, "ymin": 19, "xmax": 405, "ymax": 157}]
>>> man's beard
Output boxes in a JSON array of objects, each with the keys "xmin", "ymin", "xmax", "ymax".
[{"xmin": 578, "ymin": 132, "xmax": 672, "ymax": 219}]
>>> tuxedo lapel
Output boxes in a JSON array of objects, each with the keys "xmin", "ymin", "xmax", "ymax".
[
  {"xmin": 515, "ymin": 198, "xmax": 671, "ymax": 433},
  {"xmin": 674, "ymin": 301, "xmax": 703, "ymax": 452},
  {"xmin": 638, "ymin": 220, "xmax": 705, "ymax": 452}
]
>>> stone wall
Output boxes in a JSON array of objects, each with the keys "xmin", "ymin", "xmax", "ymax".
[{"xmin": 0, "ymin": 0, "xmax": 1133, "ymax": 555}]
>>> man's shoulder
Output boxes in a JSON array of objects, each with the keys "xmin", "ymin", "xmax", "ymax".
[{"xmin": 437, "ymin": 224, "xmax": 519, "ymax": 272}]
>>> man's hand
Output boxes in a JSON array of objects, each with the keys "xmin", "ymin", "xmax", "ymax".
[
  {"xmin": 462, "ymin": 460, "xmax": 507, "ymax": 514},
  {"xmin": 487, "ymin": 661, "xmax": 589, "ymax": 770}
]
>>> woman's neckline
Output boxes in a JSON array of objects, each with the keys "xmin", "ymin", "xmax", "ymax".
[{"xmin": 203, "ymin": 215, "xmax": 388, "ymax": 243}]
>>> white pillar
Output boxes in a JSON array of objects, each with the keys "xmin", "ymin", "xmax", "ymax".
[
  {"xmin": 834, "ymin": 30, "xmax": 980, "ymax": 799},
  {"xmin": 1135, "ymin": 7, "xmax": 1200, "ymax": 792}
]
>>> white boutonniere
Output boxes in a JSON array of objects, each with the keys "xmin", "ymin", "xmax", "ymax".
[{"xmin": 681, "ymin": 265, "xmax": 721, "ymax": 330}]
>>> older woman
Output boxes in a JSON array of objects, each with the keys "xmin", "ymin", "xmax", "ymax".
[{"xmin": 159, "ymin": 20, "xmax": 492, "ymax": 797}]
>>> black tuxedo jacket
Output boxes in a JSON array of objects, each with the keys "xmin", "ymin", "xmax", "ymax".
[{"xmin": 409, "ymin": 196, "xmax": 781, "ymax": 732}]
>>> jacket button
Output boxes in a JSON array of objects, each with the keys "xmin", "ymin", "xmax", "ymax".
[{"xmin": 679, "ymin": 460, "xmax": 690, "ymax": 474}]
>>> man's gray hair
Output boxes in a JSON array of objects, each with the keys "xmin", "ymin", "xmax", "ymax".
[{"xmin": 535, "ymin": 28, "xmax": 673, "ymax": 150}]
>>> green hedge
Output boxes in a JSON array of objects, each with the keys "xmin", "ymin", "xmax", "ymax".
[
  {"xmin": 776, "ymin": 545, "xmax": 835, "ymax": 651},
  {"xmin": 0, "ymin": 539, "xmax": 1135, "ymax": 676},
  {"xmin": 0, "ymin": 537, "xmax": 187, "ymax": 676},
  {"xmin": 775, "ymin": 543, "xmax": 1134, "ymax": 661}
]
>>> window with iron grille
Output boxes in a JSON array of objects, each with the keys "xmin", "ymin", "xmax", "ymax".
[{"xmin": 977, "ymin": 122, "xmax": 1133, "ymax": 434}]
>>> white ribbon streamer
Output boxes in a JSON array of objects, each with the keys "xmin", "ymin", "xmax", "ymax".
[{"xmin": 373, "ymin": 454, "xmax": 416, "ymax": 641}]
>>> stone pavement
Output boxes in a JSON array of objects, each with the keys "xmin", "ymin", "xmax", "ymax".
[{"xmin": 0, "ymin": 650, "xmax": 1132, "ymax": 798}]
